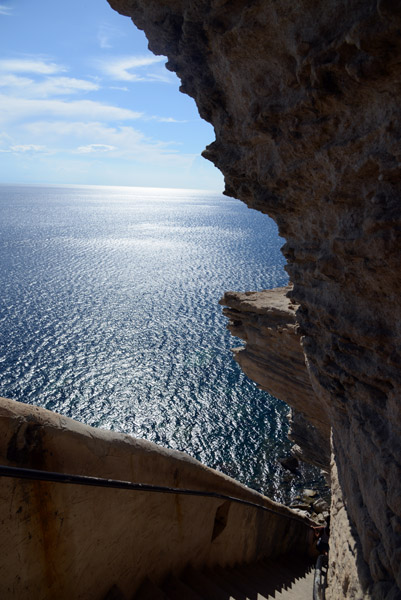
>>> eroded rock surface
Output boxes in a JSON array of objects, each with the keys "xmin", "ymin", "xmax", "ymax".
[
  {"xmin": 108, "ymin": 1, "xmax": 401, "ymax": 597},
  {"xmin": 220, "ymin": 286, "xmax": 330, "ymax": 471}
]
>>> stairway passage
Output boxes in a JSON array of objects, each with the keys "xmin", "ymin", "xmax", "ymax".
[{"xmin": 134, "ymin": 555, "xmax": 314, "ymax": 600}]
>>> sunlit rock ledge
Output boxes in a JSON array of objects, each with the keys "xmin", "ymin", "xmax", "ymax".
[{"xmin": 219, "ymin": 286, "xmax": 330, "ymax": 472}]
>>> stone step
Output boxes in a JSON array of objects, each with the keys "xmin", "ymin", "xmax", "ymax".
[
  {"xmin": 203, "ymin": 567, "xmax": 251, "ymax": 599},
  {"xmin": 214, "ymin": 564, "xmax": 271, "ymax": 599},
  {"xmin": 182, "ymin": 567, "xmax": 235, "ymax": 600},
  {"xmin": 235, "ymin": 561, "xmax": 284, "ymax": 597},
  {"xmin": 133, "ymin": 555, "xmax": 314, "ymax": 600},
  {"xmin": 134, "ymin": 577, "xmax": 169, "ymax": 600},
  {"xmin": 163, "ymin": 574, "xmax": 206, "ymax": 600}
]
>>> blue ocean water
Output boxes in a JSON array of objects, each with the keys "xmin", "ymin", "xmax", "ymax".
[{"xmin": 0, "ymin": 184, "xmax": 321, "ymax": 501}]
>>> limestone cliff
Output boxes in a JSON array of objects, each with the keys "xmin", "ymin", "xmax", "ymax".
[
  {"xmin": 219, "ymin": 286, "xmax": 330, "ymax": 471},
  {"xmin": 108, "ymin": 1, "xmax": 401, "ymax": 598}
]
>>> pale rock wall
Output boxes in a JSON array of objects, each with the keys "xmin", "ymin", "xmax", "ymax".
[
  {"xmin": 107, "ymin": 1, "xmax": 401, "ymax": 598},
  {"xmin": 219, "ymin": 286, "xmax": 330, "ymax": 471},
  {"xmin": 0, "ymin": 397, "xmax": 313, "ymax": 599}
]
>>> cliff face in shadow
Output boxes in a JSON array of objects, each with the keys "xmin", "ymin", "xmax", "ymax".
[{"xmin": 108, "ymin": 1, "xmax": 401, "ymax": 598}]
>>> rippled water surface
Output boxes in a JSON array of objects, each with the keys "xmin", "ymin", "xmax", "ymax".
[{"xmin": 0, "ymin": 184, "xmax": 322, "ymax": 501}]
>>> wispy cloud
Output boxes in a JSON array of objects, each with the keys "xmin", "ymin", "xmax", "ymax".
[
  {"xmin": 97, "ymin": 55, "xmax": 171, "ymax": 83},
  {"xmin": 32, "ymin": 76, "xmax": 99, "ymax": 97},
  {"xmin": 0, "ymin": 51, "xmax": 194, "ymax": 183},
  {"xmin": 0, "ymin": 74, "xmax": 32, "ymax": 88},
  {"xmin": 20, "ymin": 120, "xmax": 189, "ymax": 165},
  {"xmin": 0, "ymin": 4, "xmax": 12, "ymax": 16},
  {"xmin": 150, "ymin": 116, "xmax": 188, "ymax": 124},
  {"xmin": 97, "ymin": 24, "xmax": 124, "ymax": 49},
  {"xmin": 10, "ymin": 144, "xmax": 45, "ymax": 153},
  {"xmin": 98, "ymin": 26, "xmax": 112, "ymax": 49},
  {"xmin": 0, "ymin": 74, "xmax": 99, "ymax": 97},
  {"xmin": 0, "ymin": 94, "xmax": 143, "ymax": 124},
  {"xmin": 0, "ymin": 58, "xmax": 65, "ymax": 75},
  {"xmin": 76, "ymin": 143, "xmax": 116, "ymax": 154}
]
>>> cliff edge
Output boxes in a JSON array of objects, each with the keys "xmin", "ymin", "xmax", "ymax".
[
  {"xmin": 219, "ymin": 286, "xmax": 331, "ymax": 471},
  {"xmin": 108, "ymin": 1, "xmax": 401, "ymax": 598}
]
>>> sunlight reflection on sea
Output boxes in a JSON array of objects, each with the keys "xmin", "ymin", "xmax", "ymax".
[{"xmin": 0, "ymin": 184, "xmax": 323, "ymax": 502}]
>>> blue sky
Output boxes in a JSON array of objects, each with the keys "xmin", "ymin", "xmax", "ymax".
[{"xmin": 0, "ymin": 0, "xmax": 224, "ymax": 189}]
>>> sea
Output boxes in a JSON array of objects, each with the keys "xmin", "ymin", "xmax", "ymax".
[{"xmin": 0, "ymin": 184, "xmax": 323, "ymax": 503}]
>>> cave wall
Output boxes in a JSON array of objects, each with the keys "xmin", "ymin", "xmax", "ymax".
[{"xmin": 108, "ymin": 1, "xmax": 401, "ymax": 598}]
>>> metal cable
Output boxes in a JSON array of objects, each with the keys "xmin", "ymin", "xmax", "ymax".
[{"xmin": 0, "ymin": 464, "xmax": 312, "ymax": 526}]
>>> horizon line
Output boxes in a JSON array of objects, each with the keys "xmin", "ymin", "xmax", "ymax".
[{"xmin": 0, "ymin": 181, "xmax": 225, "ymax": 194}]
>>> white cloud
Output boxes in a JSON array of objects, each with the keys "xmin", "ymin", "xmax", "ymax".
[
  {"xmin": 31, "ymin": 76, "xmax": 99, "ymax": 97},
  {"xmin": 0, "ymin": 58, "xmax": 65, "ymax": 75},
  {"xmin": 0, "ymin": 131, "xmax": 12, "ymax": 149},
  {"xmin": 0, "ymin": 74, "xmax": 32, "ymax": 88},
  {"xmin": 0, "ymin": 94, "xmax": 143, "ymax": 123},
  {"xmin": 76, "ymin": 143, "xmax": 116, "ymax": 154},
  {"xmin": 10, "ymin": 144, "xmax": 45, "ymax": 153},
  {"xmin": 0, "ymin": 4, "xmax": 12, "ymax": 15},
  {"xmin": 0, "ymin": 116, "xmax": 222, "ymax": 188},
  {"xmin": 98, "ymin": 27, "xmax": 112, "ymax": 49},
  {"xmin": 0, "ymin": 74, "xmax": 99, "ymax": 97},
  {"xmin": 150, "ymin": 116, "xmax": 188, "ymax": 124},
  {"xmin": 97, "ymin": 55, "xmax": 170, "ymax": 83},
  {"xmin": 97, "ymin": 24, "xmax": 124, "ymax": 49},
  {"xmin": 20, "ymin": 120, "xmax": 192, "ymax": 166}
]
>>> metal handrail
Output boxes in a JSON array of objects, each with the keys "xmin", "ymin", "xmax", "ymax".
[{"xmin": 0, "ymin": 464, "xmax": 312, "ymax": 526}]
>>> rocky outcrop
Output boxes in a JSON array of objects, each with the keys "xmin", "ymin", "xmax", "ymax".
[
  {"xmin": 108, "ymin": 2, "xmax": 401, "ymax": 598},
  {"xmin": 219, "ymin": 286, "xmax": 330, "ymax": 471}
]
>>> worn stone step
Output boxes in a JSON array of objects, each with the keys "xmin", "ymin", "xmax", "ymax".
[
  {"xmin": 134, "ymin": 578, "xmax": 168, "ymax": 600},
  {"xmin": 274, "ymin": 568, "xmax": 314, "ymax": 600},
  {"xmin": 182, "ymin": 567, "xmax": 235, "ymax": 600},
  {"xmin": 214, "ymin": 565, "xmax": 270, "ymax": 600},
  {"xmin": 235, "ymin": 561, "xmax": 285, "ymax": 597},
  {"xmin": 133, "ymin": 556, "xmax": 315, "ymax": 600},
  {"xmin": 163, "ymin": 574, "xmax": 206, "ymax": 600},
  {"xmin": 245, "ymin": 559, "xmax": 296, "ymax": 588},
  {"xmin": 202, "ymin": 567, "xmax": 250, "ymax": 600},
  {"xmin": 260, "ymin": 558, "xmax": 302, "ymax": 587},
  {"xmin": 236, "ymin": 559, "xmax": 313, "ymax": 600}
]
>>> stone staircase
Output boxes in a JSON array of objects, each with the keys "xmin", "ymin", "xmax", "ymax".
[{"xmin": 134, "ymin": 555, "xmax": 314, "ymax": 600}]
